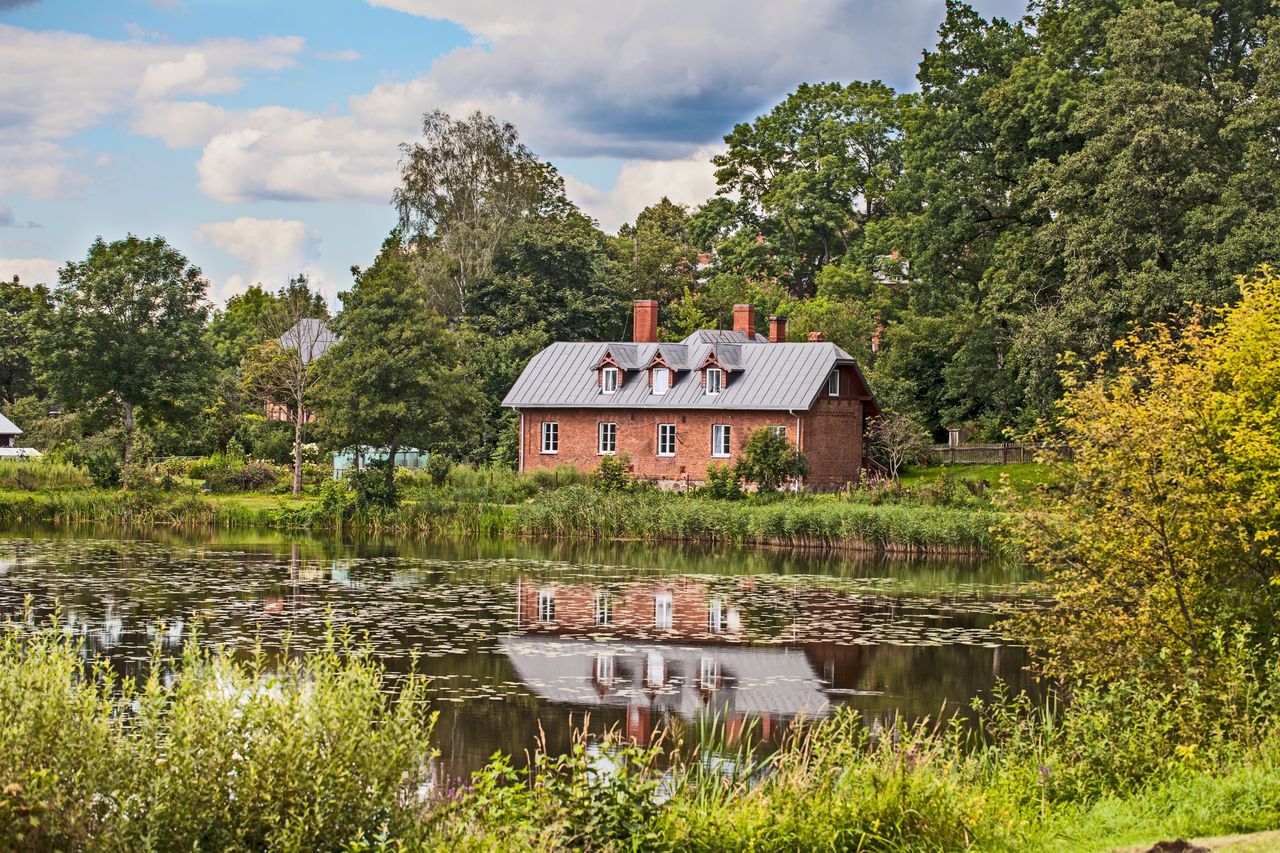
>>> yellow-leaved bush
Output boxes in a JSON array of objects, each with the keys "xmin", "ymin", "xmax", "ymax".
[{"xmin": 1006, "ymin": 268, "xmax": 1280, "ymax": 688}]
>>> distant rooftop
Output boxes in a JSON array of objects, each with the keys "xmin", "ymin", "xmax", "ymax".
[{"xmin": 0, "ymin": 413, "xmax": 21, "ymax": 436}]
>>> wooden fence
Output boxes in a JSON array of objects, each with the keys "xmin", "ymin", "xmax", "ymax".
[{"xmin": 926, "ymin": 443, "xmax": 1073, "ymax": 465}]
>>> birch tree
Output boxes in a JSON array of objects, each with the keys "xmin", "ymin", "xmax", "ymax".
[{"xmin": 242, "ymin": 276, "xmax": 329, "ymax": 495}]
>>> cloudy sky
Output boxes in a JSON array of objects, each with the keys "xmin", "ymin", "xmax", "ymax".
[{"xmin": 0, "ymin": 0, "xmax": 1024, "ymax": 306}]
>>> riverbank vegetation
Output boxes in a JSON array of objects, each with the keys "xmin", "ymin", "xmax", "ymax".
[{"xmin": 7, "ymin": 268, "xmax": 1277, "ymax": 850}]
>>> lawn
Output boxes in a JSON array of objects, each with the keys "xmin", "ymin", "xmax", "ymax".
[{"xmin": 899, "ymin": 461, "xmax": 1063, "ymax": 502}]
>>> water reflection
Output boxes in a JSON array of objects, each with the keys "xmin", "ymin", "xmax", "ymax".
[{"xmin": 0, "ymin": 527, "xmax": 1041, "ymax": 776}]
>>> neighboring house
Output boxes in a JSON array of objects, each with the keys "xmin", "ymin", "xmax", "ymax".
[
  {"xmin": 331, "ymin": 446, "xmax": 427, "ymax": 479},
  {"xmin": 0, "ymin": 412, "xmax": 19, "ymax": 448},
  {"xmin": 502, "ymin": 300, "xmax": 880, "ymax": 488},
  {"xmin": 265, "ymin": 318, "xmax": 339, "ymax": 423},
  {"xmin": 0, "ymin": 412, "xmax": 41, "ymax": 458}
]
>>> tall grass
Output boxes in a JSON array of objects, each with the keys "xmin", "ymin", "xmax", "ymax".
[
  {"xmin": 4, "ymin": 619, "xmax": 1280, "ymax": 851},
  {"xmin": 0, "ymin": 459, "xmax": 91, "ymax": 490},
  {"xmin": 0, "ymin": 484, "xmax": 1000, "ymax": 554}
]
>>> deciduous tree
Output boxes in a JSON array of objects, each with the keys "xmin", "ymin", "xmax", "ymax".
[{"xmin": 32, "ymin": 236, "xmax": 212, "ymax": 483}]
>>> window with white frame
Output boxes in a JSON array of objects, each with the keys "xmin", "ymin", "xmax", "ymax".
[
  {"xmin": 652, "ymin": 367, "xmax": 670, "ymax": 395},
  {"xmin": 712, "ymin": 424, "xmax": 732, "ymax": 457},
  {"xmin": 708, "ymin": 597, "xmax": 724, "ymax": 633},
  {"xmin": 657, "ymin": 423, "xmax": 676, "ymax": 456},
  {"xmin": 654, "ymin": 592, "xmax": 673, "ymax": 630},
  {"xmin": 699, "ymin": 656, "xmax": 719, "ymax": 690},
  {"xmin": 645, "ymin": 651, "xmax": 666, "ymax": 687},
  {"xmin": 827, "ymin": 369, "xmax": 840, "ymax": 396},
  {"xmin": 595, "ymin": 653, "xmax": 615, "ymax": 686},
  {"xmin": 597, "ymin": 422, "xmax": 617, "ymax": 454},
  {"xmin": 705, "ymin": 367, "xmax": 723, "ymax": 395},
  {"xmin": 594, "ymin": 591, "xmax": 614, "ymax": 626},
  {"xmin": 540, "ymin": 421, "xmax": 559, "ymax": 454},
  {"xmin": 537, "ymin": 588, "xmax": 555, "ymax": 622},
  {"xmin": 601, "ymin": 367, "xmax": 620, "ymax": 394},
  {"xmin": 768, "ymin": 425, "xmax": 786, "ymax": 440}
]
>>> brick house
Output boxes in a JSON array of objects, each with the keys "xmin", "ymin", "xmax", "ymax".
[{"xmin": 502, "ymin": 300, "xmax": 880, "ymax": 488}]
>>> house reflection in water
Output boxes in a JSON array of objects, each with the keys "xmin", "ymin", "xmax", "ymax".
[{"xmin": 508, "ymin": 576, "xmax": 869, "ymax": 743}]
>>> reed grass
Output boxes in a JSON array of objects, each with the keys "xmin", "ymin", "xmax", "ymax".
[
  {"xmin": 4, "ymin": 618, "xmax": 1280, "ymax": 851},
  {"xmin": 0, "ymin": 459, "xmax": 92, "ymax": 490},
  {"xmin": 0, "ymin": 483, "xmax": 1001, "ymax": 555}
]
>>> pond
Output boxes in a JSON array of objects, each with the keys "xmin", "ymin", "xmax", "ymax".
[{"xmin": 0, "ymin": 526, "xmax": 1040, "ymax": 778}]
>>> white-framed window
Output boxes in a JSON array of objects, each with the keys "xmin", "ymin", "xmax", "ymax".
[
  {"xmin": 537, "ymin": 588, "xmax": 555, "ymax": 623},
  {"xmin": 652, "ymin": 367, "xmax": 670, "ymax": 395},
  {"xmin": 712, "ymin": 424, "xmax": 732, "ymax": 458},
  {"xmin": 601, "ymin": 367, "xmax": 620, "ymax": 394},
  {"xmin": 654, "ymin": 592, "xmax": 673, "ymax": 630},
  {"xmin": 708, "ymin": 597, "xmax": 724, "ymax": 633},
  {"xmin": 827, "ymin": 369, "xmax": 840, "ymax": 396},
  {"xmin": 595, "ymin": 591, "xmax": 614, "ymax": 626},
  {"xmin": 646, "ymin": 651, "xmax": 666, "ymax": 687},
  {"xmin": 705, "ymin": 367, "xmax": 723, "ymax": 395},
  {"xmin": 768, "ymin": 425, "xmax": 786, "ymax": 439},
  {"xmin": 657, "ymin": 423, "xmax": 676, "ymax": 457},
  {"xmin": 598, "ymin": 422, "xmax": 617, "ymax": 455},
  {"xmin": 540, "ymin": 421, "xmax": 559, "ymax": 454},
  {"xmin": 595, "ymin": 653, "xmax": 616, "ymax": 686},
  {"xmin": 699, "ymin": 655, "xmax": 719, "ymax": 690}
]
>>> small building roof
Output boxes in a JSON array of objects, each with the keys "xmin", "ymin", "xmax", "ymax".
[
  {"xmin": 279, "ymin": 318, "xmax": 339, "ymax": 365},
  {"xmin": 0, "ymin": 413, "xmax": 21, "ymax": 436},
  {"xmin": 503, "ymin": 337, "xmax": 878, "ymax": 414}
]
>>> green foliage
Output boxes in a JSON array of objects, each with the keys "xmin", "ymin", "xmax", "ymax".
[
  {"xmin": 0, "ymin": 617, "xmax": 434, "ymax": 850},
  {"xmin": 592, "ymin": 453, "xmax": 633, "ymax": 492},
  {"xmin": 734, "ymin": 428, "xmax": 809, "ymax": 492},
  {"xmin": 0, "ymin": 275, "xmax": 44, "ymax": 406},
  {"xmin": 703, "ymin": 462, "xmax": 742, "ymax": 500},
  {"xmin": 31, "ymin": 236, "xmax": 213, "ymax": 474},
  {"xmin": 1005, "ymin": 271, "xmax": 1280, "ymax": 689},
  {"xmin": 425, "ymin": 453, "xmax": 452, "ymax": 487},
  {"xmin": 313, "ymin": 238, "xmax": 478, "ymax": 500},
  {"xmin": 203, "ymin": 284, "xmax": 282, "ymax": 370},
  {"xmin": 84, "ymin": 451, "xmax": 121, "ymax": 490},
  {"xmin": 348, "ymin": 461, "xmax": 399, "ymax": 510},
  {"xmin": 0, "ymin": 459, "xmax": 90, "ymax": 490}
]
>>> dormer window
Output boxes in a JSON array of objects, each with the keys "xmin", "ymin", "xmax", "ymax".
[
  {"xmin": 705, "ymin": 367, "xmax": 723, "ymax": 395},
  {"xmin": 601, "ymin": 367, "xmax": 619, "ymax": 394},
  {"xmin": 652, "ymin": 367, "xmax": 670, "ymax": 395},
  {"xmin": 827, "ymin": 369, "xmax": 840, "ymax": 397}
]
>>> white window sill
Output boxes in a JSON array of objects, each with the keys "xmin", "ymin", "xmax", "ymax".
[
  {"xmin": 540, "ymin": 450, "xmax": 558, "ymax": 455},
  {"xmin": 657, "ymin": 452, "xmax": 675, "ymax": 458},
  {"xmin": 711, "ymin": 453, "xmax": 731, "ymax": 459}
]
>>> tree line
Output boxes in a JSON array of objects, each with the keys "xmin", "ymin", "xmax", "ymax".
[{"xmin": 3, "ymin": 0, "xmax": 1277, "ymax": 476}]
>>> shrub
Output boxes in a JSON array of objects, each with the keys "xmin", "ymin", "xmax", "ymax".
[
  {"xmin": 426, "ymin": 453, "xmax": 452, "ymax": 487},
  {"xmin": 348, "ymin": 460, "xmax": 399, "ymax": 509},
  {"xmin": 0, "ymin": 617, "xmax": 435, "ymax": 850},
  {"xmin": 703, "ymin": 462, "xmax": 742, "ymax": 500},
  {"xmin": 85, "ymin": 451, "xmax": 121, "ymax": 489},
  {"xmin": 593, "ymin": 453, "xmax": 633, "ymax": 492},
  {"xmin": 735, "ymin": 428, "xmax": 809, "ymax": 492}
]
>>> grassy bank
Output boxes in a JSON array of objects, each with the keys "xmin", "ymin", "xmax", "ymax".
[
  {"xmin": 0, "ymin": 484, "xmax": 1003, "ymax": 555},
  {"xmin": 4, "ymin": 619, "xmax": 1278, "ymax": 852}
]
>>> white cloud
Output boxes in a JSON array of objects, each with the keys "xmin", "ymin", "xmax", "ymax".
[
  {"xmin": 0, "ymin": 257, "xmax": 60, "ymax": 286},
  {"xmin": 195, "ymin": 216, "xmax": 328, "ymax": 302},
  {"xmin": 316, "ymin": 48, "xmax": 361, "ymax": 61},
  {"xmin": 0, "ymin": 24, "xmax": 302, "ymax": 197},
  {"xmin": 564, "ymin": 145, "xmax": 723, "ymax": 232},
  {"xmin": 133, "ymin": 0, "xmax": 1023, "ymax": 211}
]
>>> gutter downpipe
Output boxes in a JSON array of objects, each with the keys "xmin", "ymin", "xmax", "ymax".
[
  {"xmin": 789, "ymin": 407, "xmax": 804, "ymax": 491},
  {"xmin": 518, "ymin": 411, "xmax": 525, "ymax": 473}
]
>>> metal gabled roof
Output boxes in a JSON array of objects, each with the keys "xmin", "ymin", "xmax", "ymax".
[
  {"xmin": 0, "ymin": 412, "xmax": 20, "ymax": 436},
  {"xmin": 502, "ymin": 340, "xmax": 866, "ymax": 412},
  {"xmin": 681, "ymin": 329, "xmax": 769, "ymax": 345}
]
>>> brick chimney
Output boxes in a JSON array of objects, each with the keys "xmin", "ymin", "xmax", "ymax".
[
  {"xmin": 807, "ymin": 331, "xmax": 824, "ymax": 342},
  {"xmin": 768, "ymin": 316, "xmax": 787, "ymax": 343},
  {"xmin": 633, "ymin": 299, "xmax": 658, "ymax": 343},
  {"xmin": 733, "ymin": 304, "xmax": 756, "ymax": 338}
]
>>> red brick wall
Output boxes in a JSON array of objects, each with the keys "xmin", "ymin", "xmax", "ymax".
[{"xmin": 519, "ymin": 382, "xmax": 867, "ymax": 488}]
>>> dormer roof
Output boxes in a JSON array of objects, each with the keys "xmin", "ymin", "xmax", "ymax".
[{"xmin": 504, "ymin": 338, "xmax": 879, "ymax": 416}]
